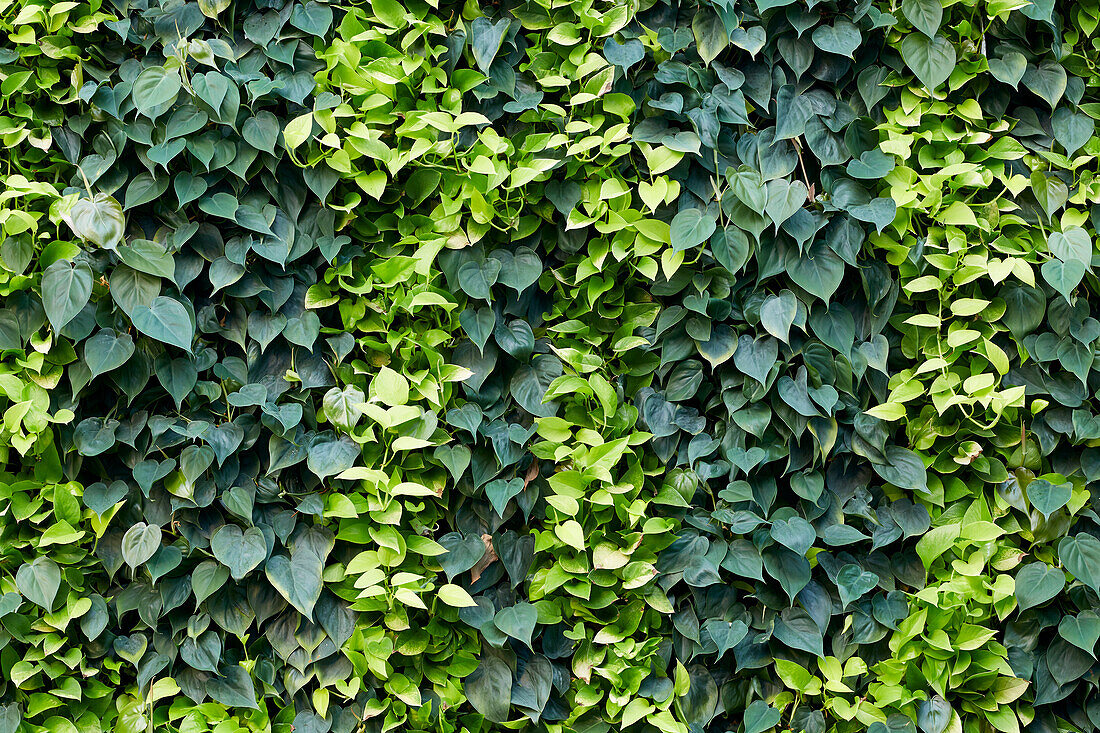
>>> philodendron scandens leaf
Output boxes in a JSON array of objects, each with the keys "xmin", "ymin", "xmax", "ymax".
[{"xmin": 5, "ymin": 0, "xmax": 1100, "ymax": 730}]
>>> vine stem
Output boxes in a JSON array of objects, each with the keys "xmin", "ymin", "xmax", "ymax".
[
  {"xmin": 793, "ymin": 136, "xmax": 811, "ymax": 193},
  {"xmin": 77, "ymin": 164, "xmax": 93, "ymax": 197}
]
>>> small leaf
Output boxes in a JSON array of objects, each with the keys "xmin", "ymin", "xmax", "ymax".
[
  {"xmin": 438, "ymin": 583, "xmax": 478, "ymax": 607},
  {"xmin": 284, "ymin": 112, "xmax": 313, "ymax": 149}
]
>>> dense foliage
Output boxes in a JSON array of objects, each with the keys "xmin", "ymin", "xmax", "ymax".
[{"xmin": 2, "ymin": 0, "xmax": 1100, "ymax": 732}]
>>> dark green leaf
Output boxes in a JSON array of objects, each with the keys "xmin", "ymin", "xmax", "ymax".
[
  {"xmin": 1015, "ymin": 562, "xmax": 1065, "ymax": 611},
  {"xmin": 132, "ymin": 296, "xmax": 194, "ymax": 352},
  {"xmin": 900, "ymin": 33, "xmax": 955, "ymax": 90},
  {"xmin": 42, "ymin": 259, "xmax": 92, "ymax": 333},
  {"xmin": 211, "ymin": 524, "xmax": 267, "ymax": 580}
]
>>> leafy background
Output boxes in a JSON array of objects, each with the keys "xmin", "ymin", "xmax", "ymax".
[{"xmin": 1, "ymin": 0, "xmax": 1099, "ymax": 732}]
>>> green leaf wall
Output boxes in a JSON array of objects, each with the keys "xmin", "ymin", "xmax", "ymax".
[{"xmin": 0, "ymin": 0, "xmax": 1098, "ymax": 732}]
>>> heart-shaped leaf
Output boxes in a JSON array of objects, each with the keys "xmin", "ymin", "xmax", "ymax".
[
  {"xmin": 765, "ymin": 179, "xmax": 808, "ymax": 226},
  {"xmin": 770, "ymin": 517, "xmax": 816, "ymax": 556},
  {"xmin": 917, "ymin": 697, "xmax": 952, "ymax": 733},
  {"xmin": 811, "ymin": 20, "xmax": 860, "ymax": 58},
  {"xmin": 744, "ymin": 700, "xmax": 781, "ymax": 733},
  {"xmin": 42, "ymin": 259, "xmax": 93, "ymax": 333},
  {"xmin": 900, "ymin": 33, "xmax": 955, "ymax": 90},
  {"xmin": 695, "ymin": 324, "xmax": 738, "ymax": 367},
  {"xmin": 1059, "ymin": 611, "xmax": 1100, "ymax": 657},
  {"xmin": 1052, "ymin": 107, "xmax": 1094, "ymax": 156},
  {"xmin": 671, "ymin": 208, "xmax": 717, "ymax": 252},
  {"xmin": 307, "ymin": 434, "xmax": 359, "ymax": 479},
  {"xmin": 494, "ymin": 247, "xmax": 542, "ymax": 293},
  {"xmin": 494, "ymin": 602, "xmax": 538, "ymax": 648},
  {"xmin": 266, "ymin": 549, "xmax": 324, "ymax": 619},
  {"xmin": 902, "ymin": 0, "xmax": 941, "ymax": 37},
  {"xmin": 837, "ymin": 563, "xmax": 879, "ymax": 607},
  {"xmin": 438, "ymin": 533, "xmax": 487, "ymax": 580},
  {"xmin": 1048, "ymin": 227, "xmax": 1092, "ymax": 266},
  {"xmin": 486, "ymin": 477, "xmax": 524, "ymax": 517},
  {"xmin": 988, "ymin": 52, "xmax": 1026, "ymax": 88},
  {"xmin": 460, "ymin": 307, "xmax": 496, "ymax": 352},
  {"xmin": 15, "ymin": 557, "xmax": 60, "ymax": 610},
  {"xmin": 113, "ymin": 634, "xmax": 148, "ymax": 664},
  {"xmin": 132, "ymin": 66, "xmax": 182, "ymax": 115},
  {"xmin": 1042, "ymin": 258, "xmax": 1085, "ymax": 303},
  {"xmin": 122, "ymin": 522, "xmax": 162, "ymax": 569},
  {"xmin": 1023, "ymin": 59, "xmax": 1067, "ymax": 108},
  {"xmin": 84, "ymin": 328, "xmax": 135, "ymax": 379},
  {"xmin": 211, "ymin": 524, "xmax": 268, "ymax": 580},
  {"xmin": 132, "ymin": 296, "xmax": 193, "ymax": 352},
  {"xmin": 82, "ymin": 480, "xmax": 129, "ymax": 516},
  {"xmin": 67, "ymin": 193, "xmax": 125, "ymax": 250},
  {"xmin": 1015, "ymin": 561, "xmax": 1065, "ymax": 611},
  {"xmin": 1027, "ymin": 478, "xmax": 1072, "ymax": 518}
]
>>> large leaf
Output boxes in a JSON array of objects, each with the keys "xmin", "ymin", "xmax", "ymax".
[
  {"xmin": 670, "ymin": 208, "xmax": 717, "ymax": 252},
  {"xmin": 15, "ymin": 558, "xmax": 61, "ymax": 610},
  {"xmin": 121, "ymin": 522, "xmax": 162, "ymax": 570},
  {"xmin": 901, "ymin": 0, "xmax": 942, "ymax": 37},
  {"xmin": 1015, "ymin": 562, "xmax": 1065, "ymax": 611},
  {"xmin": 42, "ymin": 259, "xmax": 92, "ymax": 333},
  {"xmin": 67, "ymin": 193, "xmax": 125, "ymax": 249},
  {"xmin": 211, "ymin": 524, "xmax": 268, "ymax": 580},
  {"xmin": 900, "ymin": 33, "xmax": 955, "ymax": 90},
  {"xmin": 132, "ymin": 296, "xmax": 194, "ymax": 352},
  {"xmin": 132, "ymin": 66, "xmax": 182, "ymax": 115},
  {"xmin": 466, "ymin": 656, "xmax": 512, "ymax": 722},
  {"xmin": 84, "ymin": 328, "xmax": 135, "ymax": 379}
]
